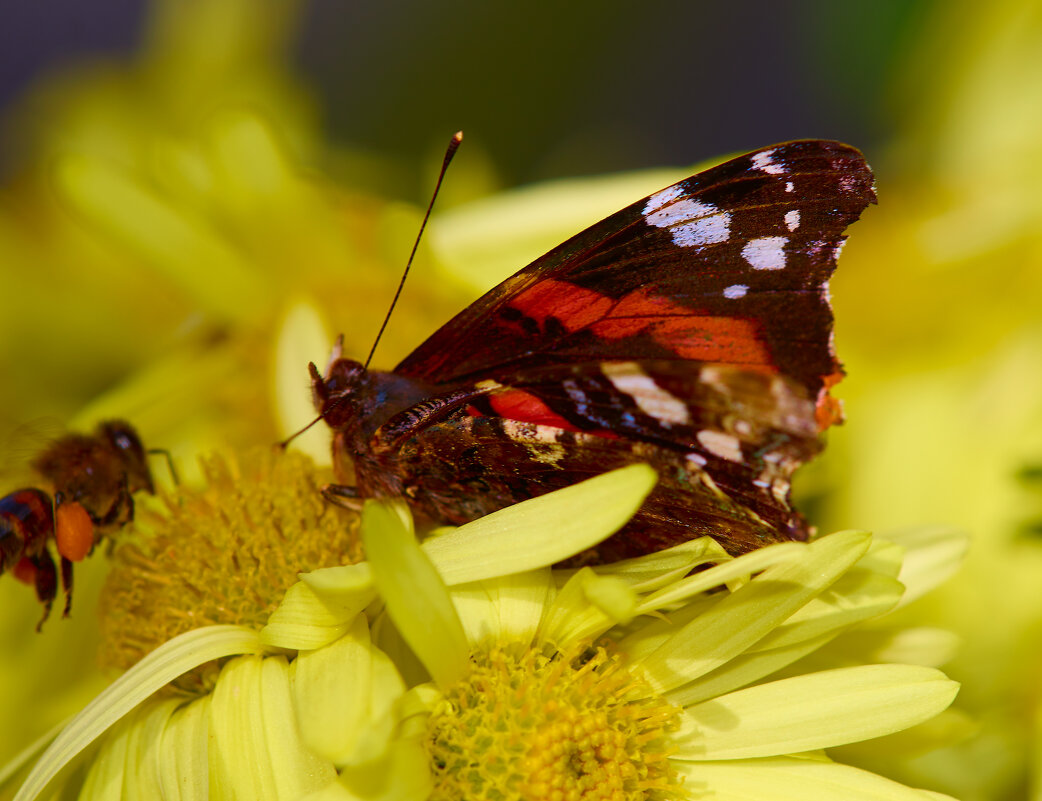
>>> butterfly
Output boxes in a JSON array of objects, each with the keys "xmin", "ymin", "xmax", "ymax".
[{"xmin": 310, "ymin": 140, "xmax": 876, "ymax": 562}]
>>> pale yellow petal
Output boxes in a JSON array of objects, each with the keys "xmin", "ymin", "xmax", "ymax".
[
  {"xmin": 883, "ymin": 527, "xmax": 970, "ymax": 607},
  {"xmin": 261, "ymin": 657, "xmax": 337, "ymax": 799},
  {"xmin": 292, "ymin": 615, "xmax": 406, "ymax": 768},
  {"xmin": 273, "ymin": 299, "xmax": 333, "ymax": 464},
  {"xmin": 363, "ymin": 501, "xmax": 469, "ymax": 687},
  {"xmin": 634, "ymin": 541, "xmax": 806, "ymax": 615},
  {"xmin": 674, "ymin": 665, "xmax": 958, "ymax": 759},
  {"xmin": 637, "ymin": 531, "xmax": 871, "ymax": 693},
  {"xmin": 210, "ymin": 655, "xmax": 335, "ymax": 800},
  {"xmin": 124, "ymin": 698, "xmax": 181, "ymax": 796},
  {"xmin": 591, "ymin": 536, "xmax": 732, "ymax": 593},
  {"xmin": 210, "ymin": 656, "xmax": 276, "ymax": 799},
  {"xmin": 334, "ymin": 737, "xmax": 433, "ymax": 801},
  {"xmin": 294, "ymin": 615, "xmax": 376, "ymax": 765},
  {"xmin": 53, "ymin": 155, "xmax": 267, "ymax": 319},
  {"xmin": 262, "ymin": 567, "xmax": 375, "ymax": 651},
  {"xmin": 158, "ymin": 694, "xmax": 212, "ymax": 801},
  {"xmin": 807, "ymin": 627, "xmax": 961, "ymax": 671},
  {"xmin": 663, "ymin": 570, "xmax": 902, "ymax": 706},
  {"xmin": 540, "ymin": 569, "xmax": 638, "ymax": 644},
  {"xmin": 673, "ymin": 755, "xmax": 943, "ymax": 800},
  {"xmin": 15, "ymin": 625, "xmax": 261, "ymax": 801},
  {"xmin": 666, "ymin": 632, "xmax": 838, "ymax": 709},
  {"xmin": 77, "ymin": 711, "xmax": 133, "ymax": 801},
  {"xmin": 423, "ymin": 464, "xmax": 657, "ymax": 585}
]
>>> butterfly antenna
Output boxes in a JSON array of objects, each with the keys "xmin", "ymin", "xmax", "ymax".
[
  {"xmin": 363, "ymin": 130, "xmax": 463, "ymax": 370},
  {"xmin": 277, "ymin": 407, "xmax": 327, "ymax": 450}
]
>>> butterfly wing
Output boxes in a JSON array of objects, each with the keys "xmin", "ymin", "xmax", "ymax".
[
  {"xmin": 396, "ymin": 139, "xmax": 875, "ymax": 432},
  {"xmin": 357, "ymin": 358, "xmax": 820, "ymax": 557}
]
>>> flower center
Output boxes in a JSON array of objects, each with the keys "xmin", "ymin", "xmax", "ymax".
[
  {"xmin": 426, "ymin": 644, "xmax": 681, "ymax": 801},
  {"xmin": 98, "ymin": 449, "xmax": 361, "ymax": 685}
]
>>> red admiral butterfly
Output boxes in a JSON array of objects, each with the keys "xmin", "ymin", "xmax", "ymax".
[{"xmin": 311, "ymin": 140, "xmax": 875, "ymax": 562}]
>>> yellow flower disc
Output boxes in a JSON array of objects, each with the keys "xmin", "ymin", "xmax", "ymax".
[
  {"xmin": 98, "ymin": 449, "xmax": 361, "ymax": 685},
  {"xmin": 426, "ymin": 644, "xmax": 680, "ymax": 801}
]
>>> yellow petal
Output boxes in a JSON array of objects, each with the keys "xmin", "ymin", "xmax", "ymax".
[
  {"xmin": 423, "ymin": 463, "xmax": 657, "ymax": 585},
  {"xmin": 210, "ymin": 655, "xmax": 335, "ymax": 800},
  {"xmin": 363, "ymin": 501, "xmax": 469, "ymax": 688},
  {"xmin": 638, "ymin": 531, "xmax": 872, "ymax": 694},
  {"xmin": 15, "ymin": 625, "xmax": 261, "ymax": 801},
  {"xmin": 273, "ymin": 299, "xmax": 333, "ymax": 464},
  {"xmin": 334, "ymin": 737, "xmax": 433, "ymax": 801},
  {"xmin": 158, "ymin": 694, "xmax": 212, "ymax": 801},
  {"xmin": 293, "ymin": 614, "xmax": 404, "ymax": 767},
  {"xmin": 124, "ymin": 699, "xmax": 182, "ymax": 796},
  {"xmin": 675, "ymin": 665, "xmax": 959, "ymax": 759},
  {"xmin": 262, "ymin": 566, "xmax": 376, "ymax": 650},
  {"xmin": 53, "ymin": 155, "xmax": 266, "ymax": 320},
  {"xmin": 673, "ymin": 755, "xmax": 949, "ymax": 800}
]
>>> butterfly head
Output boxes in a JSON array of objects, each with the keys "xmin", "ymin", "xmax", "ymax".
[{"xmin": 310, "ymin": 358, "xmax": 369, "ymax": 429}]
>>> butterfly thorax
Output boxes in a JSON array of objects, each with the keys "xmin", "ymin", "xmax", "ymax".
[{"xmin": 312, "ymin": 357, "xmax": 442, "ymax": 486}]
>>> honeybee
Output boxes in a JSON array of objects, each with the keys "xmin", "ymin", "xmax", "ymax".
[{"xmin": 0, "ymin": 420, "xmax": 157, "ymax": 629}]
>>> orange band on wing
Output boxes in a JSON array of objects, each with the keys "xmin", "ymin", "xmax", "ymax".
[
  {"xmin": 488, "ymin": 389, "xmax": 583, "ymax": 432},
  {"xmin": 508, "ymin": 279, "xmax": 614, "ymax": 331},
  {"xmin": 511, "ymin": 280, "xmax": 773, "ymax": 364}
]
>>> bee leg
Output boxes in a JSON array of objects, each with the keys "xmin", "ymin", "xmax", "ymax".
[
  {"xmin": 29, "ymin": 550, "xmax": 58, "ymax": 632},
  {"xmin": 92, "ymin": 476, "xmax": 136, "ymax": 529},
  {"xmin": 321, "ymin": 483, "xmax": 364, "ymax": 512},
  {"xmin": 60, "ymin": 555, "xmax": 74, "ymax": 618}
]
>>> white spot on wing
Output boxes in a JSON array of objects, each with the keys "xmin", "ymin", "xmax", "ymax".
[
  {"xmin": 723, "ymin": 284, "xmax": 748, "ymax": 299},
  {"xmin": 697, "ymin": 430, "xmax": 743, "ymax": 463},
  {"xmin": 603, "ymin": 362, "xmax": 690, "ymax": 425},
  {"xmin": 785, "ymin": 181, "xmax": 794, "ymax": 193},
  {"xmin": 501, "ymin": 420, "xmax": 566, "ymax": 466},
  {"xmin": 643, "ymin": 184, "xmax": 685, "ymax": 215},
  {"xmin": 751, "ymin": 149, "xmax": 786, "ymax": 175},
  {"xmin": 784, "ymin": 209, "xmax": 800, "ymax": 231},
  {"xmin": 742, "ymin": 236, "xmax": 788, "ymax": 270},
  {"xmin": 644, "ymin": 197, "xmax": 731, "ymax": 248}
]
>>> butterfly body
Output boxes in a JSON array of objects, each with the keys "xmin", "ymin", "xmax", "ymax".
[{"xmin": 313, "ymin": 140, "xmax": 875, "ymax": 561}]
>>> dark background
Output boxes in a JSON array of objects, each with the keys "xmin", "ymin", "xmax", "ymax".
[{"xmin": 0, "ymin": 0, "xmax": 929, "ymax": 190}]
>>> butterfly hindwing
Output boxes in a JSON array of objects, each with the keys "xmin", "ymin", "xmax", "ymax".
[{"xmin": 349, "ymin": 358, "xmax": 821, "ymax": 559}]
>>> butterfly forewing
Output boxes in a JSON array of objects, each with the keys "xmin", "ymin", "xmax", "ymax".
[{"xmin": 395, "ymin": 140, "xmax": 874, "ymax": 409}]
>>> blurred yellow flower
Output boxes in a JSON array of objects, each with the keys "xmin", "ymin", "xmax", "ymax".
[{"xmin": 0, "ymin": 0, "xmax": 473, "ymax": 775}]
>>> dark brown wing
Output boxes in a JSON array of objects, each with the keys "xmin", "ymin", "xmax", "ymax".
[
  {"xmin": 357, "ymin": 359, "xmax": 821, "ymax": 556},
  {"xmin": 395, "ymin": 140, "xmax": 875, "ymax": 429}
]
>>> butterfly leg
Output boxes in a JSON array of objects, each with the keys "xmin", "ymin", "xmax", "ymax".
[{"xmin": 321, "ymin": 483, "xmax": 365, "ymax": 513}]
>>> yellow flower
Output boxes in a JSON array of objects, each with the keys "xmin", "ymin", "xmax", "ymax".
[
  {"xmin": 356, "ymin": 507, "xmax": 958, "ymax": 801},
  {"xmin": 0, "ymin": 0, "xmax": 470, "ymax": 766},
  {"xmin": 5, "ymin": 465, "xmax": 962, "ymax": 801}
]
